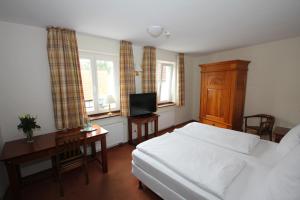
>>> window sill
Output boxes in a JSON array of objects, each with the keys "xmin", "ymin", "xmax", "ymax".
[
  {"xmin": 158, "ymin": 102, "xmax": 176, "ymax": 108},
  {"xmin": 88, "ymin": 103, "xmax": 176, "ymax": 120},
  {"xmin": 88, "ymin": 111, "xmax": 121, "ymax": 121}
]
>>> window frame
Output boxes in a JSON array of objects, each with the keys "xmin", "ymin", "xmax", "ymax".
[
  {"xmin": 79, "ymin": 51, "xmax": 120, "ymax": 115},
  {"xmin": 156, "ymin": 60, "xmax": 176, "ymax": 104}
]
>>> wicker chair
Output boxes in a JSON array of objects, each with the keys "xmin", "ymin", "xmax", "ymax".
[
  {"xmin": 53, "ymin": 130, "xmax": 89, "ymax": 196},
  {"xmin": 244, "ymin": 114, "xmax": 275, "ymax": 141}
]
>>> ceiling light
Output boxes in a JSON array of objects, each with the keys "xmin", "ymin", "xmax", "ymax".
[{"xmin": 147, "ymin": 26, "xmax": 164, "ymax": 38}]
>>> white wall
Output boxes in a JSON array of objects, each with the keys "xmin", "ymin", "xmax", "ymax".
[
  {"xmin": 77, "ymin": 32, "xmax": 193, "ymax": 150},
  {"xmin": 0, "ymin": 21, "xmax": 58, "ymax": 185},
  {"xmin": 0, "ymin": 21, "xmax": 56, "ymax": 142},
  {"xmin": 190, "ymin": 36, "xmax": 300, "ymax": 127},
  {"xmin": 0, "ymin": 21, "xmax": 193, "ymax": 184}
]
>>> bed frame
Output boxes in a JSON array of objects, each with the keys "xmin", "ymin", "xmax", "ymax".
[{"xmin": 132, "ymin": 162, "xmax": 217, "ymax": 200}]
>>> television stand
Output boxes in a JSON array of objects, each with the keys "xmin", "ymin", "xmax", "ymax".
[{"xmin": 128, "ymin": 113, "xmax": 159, "ymax": 145}]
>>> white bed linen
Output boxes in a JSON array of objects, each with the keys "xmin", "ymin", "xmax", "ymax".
[
  {"xmin": 133, "ymin": 151, "xmax": 221, "ymax": 200},
  {"xmin": 137, "ymin": 132, "xmax": 246, "ymax": 199},
  {"xmin": 132, "ymin": 139, "xmax": 280, "ymax": 200},
  {"xmin": 176, "ymin": 122, "xmax": 260, "ymax": 154},
  {"xmin": 132, "ymin": 163, "xmax": 188, "ymax": 200}
]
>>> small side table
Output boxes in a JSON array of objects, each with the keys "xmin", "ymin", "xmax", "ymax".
[
  {"xmin": 273, "ymin": 126, "xmax": 290, "ymax": 143},
  {"xmin": 128, "ymin": 114, "xmax": 159, "ymax": 145}
]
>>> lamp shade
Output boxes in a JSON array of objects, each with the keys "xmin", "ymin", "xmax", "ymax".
[
  {"xmin": 105, "ymin": 95, "xmax": 116, "ymax": 104},
  {"xmin": 135, "ymin": 64, "xmax": 143, "ymax": 72},
  {"xmin": 147, "ymin": 26, "xmax": 164, "ymax": 38}
]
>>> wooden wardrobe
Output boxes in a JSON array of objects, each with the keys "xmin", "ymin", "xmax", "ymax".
[{"xmin": 199, "ymin": 60, "xmax": 250, "ymax": 131}]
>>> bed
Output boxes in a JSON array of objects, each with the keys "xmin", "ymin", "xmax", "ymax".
[{"xmin": 132, "ymin": 122, "xmax": 300, "ymax": 200}]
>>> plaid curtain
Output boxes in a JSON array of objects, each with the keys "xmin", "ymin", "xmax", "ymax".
[
  {"xmin": 47, "ymin": 27, "xmax": 87, "ymax": 129},
  {"xmin": 177, "ymin": 53, "xmax": 185, "ymax": 106},
  {"xmin": 142, "ymin": 46, "xmax": 156, "ymax": 93},
  {"xmin": 120, "ymin": 40, "xmax": 136, "ymax": 116}
]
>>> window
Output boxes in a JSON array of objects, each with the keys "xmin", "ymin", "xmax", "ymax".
[
  {"xmin": 79, "ymin": 52, "xmax": 119, "ymax": 114},
  {"xmin": 156, "ymin": 60, "xmax": 176, "ymax": 103}
]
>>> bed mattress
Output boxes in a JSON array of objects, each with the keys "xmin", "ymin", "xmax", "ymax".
[{"xmin": 132, "ymin": 138, "xmax": 280, "ymax": 200}]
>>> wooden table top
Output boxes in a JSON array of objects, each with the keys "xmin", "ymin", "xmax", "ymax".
[
  {"xmin": 128, "ymin": 113, "xmax": 159, "ymax": 119},
  {"xmin": 0, "ymin": 125, "xmax": 108, "ymax": 161},
  {"xmin": 274, "ymin": 126, "xmax": 290, "ymax": 135}
]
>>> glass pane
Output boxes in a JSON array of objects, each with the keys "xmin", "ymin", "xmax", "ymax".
[
  {"xmin": 156, "ymin": 63, "xmax": 161, "ymax": 95},
  {"xmin": 96, "ymin": 60, "xmax": 117, "ymax": 110},
  {"xmin": 160, "ymin": 65, "xmax": 172, "ymax": 102},
  {"xmin": 156, "ymin": 63, "xmax": 173, "ymax": 102},
  {"xmin": 80, "ymin": 58, "xmax": 95, "ymax": 112}
]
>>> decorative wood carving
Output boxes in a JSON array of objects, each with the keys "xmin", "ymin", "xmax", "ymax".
[
  {"xmin": 208, "ymin": 76, "xmax": 225, "ymax": 87},
  {"xmin": 199, "ymin": 60, "xmax": 250, "ymax": 131}
]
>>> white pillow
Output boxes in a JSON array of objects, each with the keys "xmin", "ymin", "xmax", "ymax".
[
  {"xmin": 277, "ymin": 124, "xmax": 300, "ymax": 156},
  {"xmin": 265, "ymin": 144, "xmax": 300, "ymax": 200}
]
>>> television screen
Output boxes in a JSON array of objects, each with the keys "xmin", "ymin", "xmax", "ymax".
[{"xmin": 129, "ymin": 93, "xmax": 157, "ymax": 116}]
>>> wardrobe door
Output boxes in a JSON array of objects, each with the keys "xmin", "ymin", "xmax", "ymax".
[{"xmin": 200, "ymin": 71, "xmax": 231, "ymax": 124}]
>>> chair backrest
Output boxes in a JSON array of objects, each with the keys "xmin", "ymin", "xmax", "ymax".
[
  {"xmin": 55, "ymin": 129, "xmax": 87, "ymax": 163},
  {"xmin": 260, "ymin": 114, "xmax": 275, "ymax": 133},
  {"xmin": 244, "ymin": 114, "xmax": 275, "ymax": 134}
]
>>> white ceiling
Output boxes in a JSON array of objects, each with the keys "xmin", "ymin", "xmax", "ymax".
[{"xmin": 0, "ymin": 0, "xmax": 300, "ymax": 54}]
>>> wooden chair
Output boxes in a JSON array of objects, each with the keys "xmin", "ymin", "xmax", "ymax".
[
  {"xmin": 244, "ymin": 114, "xmax": 275, "ymax": 141},
  {"xmin": 53, "ymin": 130, "xmax": 89, "ymax": 196}
]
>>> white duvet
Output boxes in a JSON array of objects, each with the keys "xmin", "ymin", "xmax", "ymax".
[
  {"xmin": 137, "ymin": 133, "xmax": 246, "ymax": 199},
  {"xmin": 176, "ymin": 122, "xmax": 260, "ymax": 154}
]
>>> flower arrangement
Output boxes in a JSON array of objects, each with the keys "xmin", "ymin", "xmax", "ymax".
[{"xmin": 17, "ymin": 114, "xmax": 41, "ymax": 143}]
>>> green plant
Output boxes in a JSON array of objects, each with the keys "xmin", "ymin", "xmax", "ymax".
[{"xmin": 17, "ymin": 114, "xmax": 41, "ymax": 133}]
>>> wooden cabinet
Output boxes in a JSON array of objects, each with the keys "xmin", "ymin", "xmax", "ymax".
[{"xmin": 199, "ymin": 60, "xmax": 250, "ymax": 131}]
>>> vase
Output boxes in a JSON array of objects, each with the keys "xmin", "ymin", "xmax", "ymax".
[{"xmin": 25, "ymin": 130, "xmax": 34, "ymax": 143}]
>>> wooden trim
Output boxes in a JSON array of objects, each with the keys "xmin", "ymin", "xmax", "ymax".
[
  {"xmin": 199, "ymin": 60, "xmax": 250, "ymax": 67},
  {"xmin": 199, "ymin": 60, "xmax": 250, "ymax": 73},
  {"xmin": 89, "ymin": 102, "xmax": 177, "ymax": 120},
  {"xmin": 89, "ymin": 111, "xmax": 121, "ymax": 121},
  {"xmin": 157, "ymin": 102, "xmax": 176, "ymax": 108},
  {"xmin": 127, "ymin": 114, "xmax": 159, "ymax": 145},
  {"xmin": 199, "ymin": 60, "xmax": 249, "ymax": 131}
]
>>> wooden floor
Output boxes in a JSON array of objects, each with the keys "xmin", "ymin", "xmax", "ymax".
[
  {"xmin": 5, "ymin": 121, "xmax": 271, "ymax": 200},
  {"xmin": 18, "ymin": 144, "xmax": 161, "ymax": 200},
  {"xmin": 5, "ymin": 120, "xmax": 195, "ymax": 200}
]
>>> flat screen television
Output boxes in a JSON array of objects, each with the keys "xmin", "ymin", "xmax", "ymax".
[{"xmin": 129, "ymin": 93, "xmax": 157, "ymax": 116}]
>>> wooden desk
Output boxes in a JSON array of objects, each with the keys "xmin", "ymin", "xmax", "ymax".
[
  {"xmin": 128, "ymin": 114, "xmax": 159, "ymax": 145},
  {"xmin": 0, "ymin": 125, "xmax": 108, "ymax": 200},
  {"xmin": 273, "ymin": 126, "xmax": 290, "ymax": 143}
]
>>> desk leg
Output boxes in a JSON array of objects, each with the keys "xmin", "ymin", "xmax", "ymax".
[
  {"xmin": 5, "ymin": 162, "xmax": 21, "ymax": 200},
  {"xmin": 100, "ymin": 136, "xmax": 108, "ymax": 173},
  {"xmin": 154, "ymin": 118, "xmax": 158, "ymax": 137},
  {"xmin": 128, "ymin": 118, "xmax": 133, "ymax": 145},
  {"xmin": 137, "ymin": 124, "xmax": 142, "ymax": 144},
  {"xmin": 145, "ymin": 123, "xmax": 148, "ymax": 140},
  {"xmin": 91, "ymin": 141, "xmax": 97, "ymax": 158}
]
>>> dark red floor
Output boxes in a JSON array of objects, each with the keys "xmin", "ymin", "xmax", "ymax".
[
  {"xmin": 9, "ymin": 121, "xmax": 194, "ymax": 200},
  {"xmin": 19, "ymin": 145, "xmax": 161, "ymax": 200}
]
